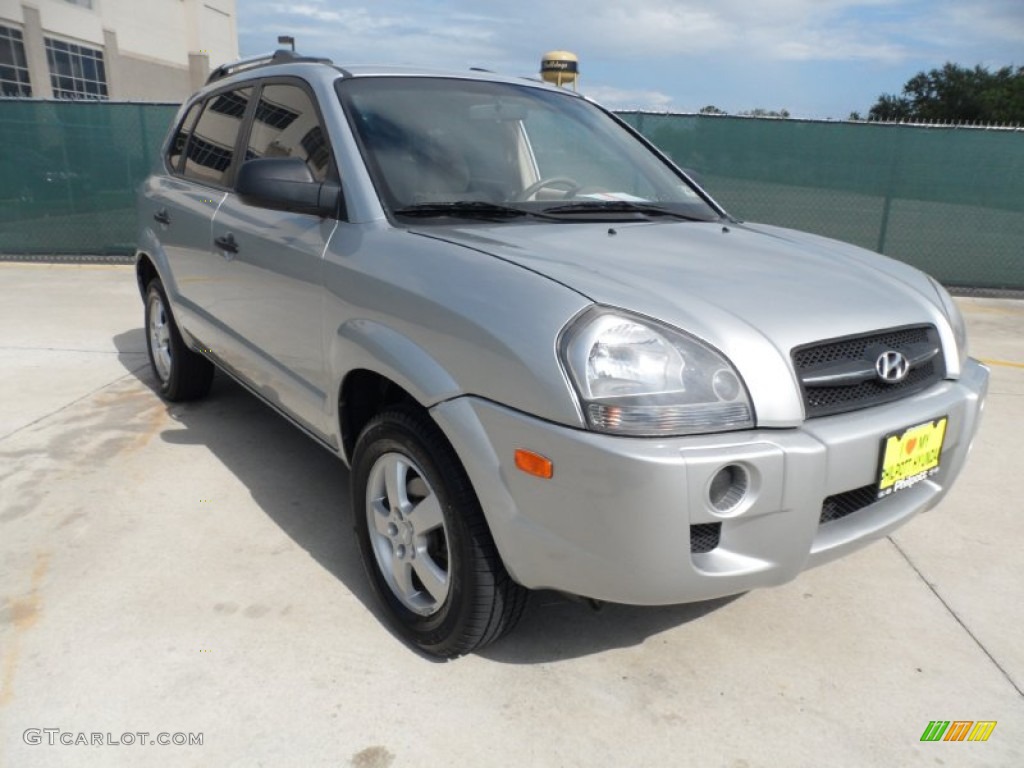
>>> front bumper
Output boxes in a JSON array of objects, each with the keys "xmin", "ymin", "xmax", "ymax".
[{"xmin": 431, "ymin": 359, "xmax": 989, "ymax": 605}]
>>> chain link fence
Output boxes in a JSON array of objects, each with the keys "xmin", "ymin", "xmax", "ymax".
[
  {"xmin": 621, "ymin": 112, "xmax": 1024, "ymax": 292},
  {"xmin": 1, "ymin": 102, "xmax": 1021, "ymax": 291},
  {"xmin": 0, "ymin": 100, "xmax": 177, "ymax": 257}
]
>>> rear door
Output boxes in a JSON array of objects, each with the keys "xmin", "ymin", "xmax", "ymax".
[
  {"xmin": 145, "ymin": 86, "xmax": 254, "ymax": 347},
  {"xmin": 141, "ymin": 99, "xmax": 210, "ymax": 336}
]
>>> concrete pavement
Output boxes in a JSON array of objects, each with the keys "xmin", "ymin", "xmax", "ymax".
[{"xmin": 1, "ymin": 263, "xmax": 1022, "ymax": 767}]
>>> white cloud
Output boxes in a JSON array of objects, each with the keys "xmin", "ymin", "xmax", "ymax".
[
  {"xmin": 235, "ymin": 0, "xmax": 1024, "ymax": 118},
  {"xmin": 240, "ymin": 0, "xmax": 1024, "ymax": 68},
  {"xmin": 566, "ymin": 4, "xmax": 737, "ymax": 57},
  {"xmin": 770, "ymin": 32, "xmax": 908, "ymax": 62},
  {"xmin": 555, "ymin": 0, "xmax": 919, "ymax": 62},
  {"xmin": 243, "ymin": 1, "xmax": 502, "ymax": 64},
  {"xmin": 239, "ymin": 0, "xmax": 1024, "ymax": 69},
  {"xmin": 909, "ymin": 0, "xmax": 1024, "ymax": 53},
  {"xmin": 583, "ymin": 85, "xmax": 675, "ymax": 111}
]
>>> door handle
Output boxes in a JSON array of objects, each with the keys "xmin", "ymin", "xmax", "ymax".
[
  {"xmin": 214, "ymin": 233, "xmax": 239, "ymax": 255},
  {"xmin": 153, "ymin": 208, "xmax": 170, "ymax": 225}
]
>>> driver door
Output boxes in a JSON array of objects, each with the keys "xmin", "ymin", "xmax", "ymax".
[{"xmin": 210, "ymin": 80, "xmax": 340, "ymax": 438}]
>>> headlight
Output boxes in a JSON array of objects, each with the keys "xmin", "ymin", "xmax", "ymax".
[
  {"xmin": 928, "ymin": 277, "xmax": 968, "ymax": 368},
  {"xmin": 559, "ymin": 308, "xmax": 754, "ymax": 436}
]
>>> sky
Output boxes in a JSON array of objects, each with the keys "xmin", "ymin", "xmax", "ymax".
[{"xmin": 235, "ymin": 0, "xmax": 1024, "ymax": 119}]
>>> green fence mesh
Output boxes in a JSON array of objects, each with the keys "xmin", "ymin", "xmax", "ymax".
[
  {"xmin": 621, "ymin": 112, "xmax": 1024, "ymax": 291},
  {"xmin": 0, "ymin": 100, "xmax": 177, "ymax": 255},
  {"xmin": 1, "ymin": 102, "xmax": 1021, "ymax": 290}
]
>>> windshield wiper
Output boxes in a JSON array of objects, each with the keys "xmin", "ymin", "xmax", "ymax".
[
  {"xmin": 393, "ymin": 201, "xmax": 542, "ymax": 219},
  {"xmin": 540, "ymin": 200, "xmax": 709, "ymax": 221}
]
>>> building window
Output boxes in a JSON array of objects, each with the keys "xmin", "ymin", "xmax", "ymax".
[
  {"xmin": 248, "ymin": 84, "xmax": 333, "ymax": 182},
  {"xmin": 300, "ymin": 126, "xmax": 330, "ymax": 173},
  {"xmin": 0, "ymin": 25, "xmax": 32, "ymax": 98},
  {"xmin": 182, "ymin": 87, "xmax": 253, "ymax": 186},
  {"xmin": 63, "ymin": 0, "xmax": 95, "ymax": 8},
  {"xmin": 167, "ymin": 101, "xmax": 203, "ymax": 172},
  {"xmin": 209, "ymin": 90, "xmax": 249, "ymax": 118},
  {"xmin": 254, "ymin": 99, "xmax": 299, "ymax": 130},
  {"xmin": 186, "ymin": 136, "xmax": 233, "ymax": 174},
  {"xmin": 45, "ymin": 38, "xmax": 108, "ymax": 100}
]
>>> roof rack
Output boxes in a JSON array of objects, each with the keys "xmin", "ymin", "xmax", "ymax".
[{"xmin": 206, "ymin": 49, "xmax": 334, "ymax": 85}]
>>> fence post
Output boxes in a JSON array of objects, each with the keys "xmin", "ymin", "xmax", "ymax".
[
  {"xmin": 876, "ymin": 126, "xmax": 904, "ymax": 254},
  {"xmin": 56, "ymin": 103, "xmax": 77, "ymax": 217},
  {"xmin": 139, "ymin": 103, "xmax": 150, "ymax": 186}
]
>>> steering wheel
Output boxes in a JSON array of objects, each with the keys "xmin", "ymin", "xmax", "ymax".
[{"xmin": 513, "ymin": 177, "xmax": 581, "ymax": 202}]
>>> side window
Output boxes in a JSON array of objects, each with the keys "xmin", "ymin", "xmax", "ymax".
[
  {"xmin": 181, "ymin": 86, "xmax": 253, "ymax": 186},
  {"xmin": 247, "ymin": 84, "xmax": 332, "ymax": 182},
  {"xmin": 166, "ymin": 101, "xmax": 202, "ymax": 171}
]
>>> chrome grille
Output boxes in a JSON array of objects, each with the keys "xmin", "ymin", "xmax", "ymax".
[
  {"xmin": 795, "ymin": 327, "xmax": 930, "ymax": 369},
  {"xmin": 793, "ymin": 325, "xmax": 944, "ymax": 418}
]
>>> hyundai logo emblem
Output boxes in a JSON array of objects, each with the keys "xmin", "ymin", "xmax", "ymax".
[{"xmin": 875, "ymin": 350, "xmax": 910, "ymax": 384}]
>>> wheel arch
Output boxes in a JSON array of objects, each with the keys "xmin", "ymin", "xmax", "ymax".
[
  {"xmin": 333, "ymin": 319, "xmax": 464, "ymax": 464},
  {"xmin": 339, "ymin": 369, "xmax": 419, "ymax": 463},
  {"xmin": 135, "ymin": 252, "xmax": 159, "ymax": 298},
  {"xmin": 134, "ymin": 222, "xmax": 175, "ymax": 300}
]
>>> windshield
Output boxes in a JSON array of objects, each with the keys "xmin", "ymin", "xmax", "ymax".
[{"xmin": 337, "ymin": 76, "xmax": 721, "ymax": 222}]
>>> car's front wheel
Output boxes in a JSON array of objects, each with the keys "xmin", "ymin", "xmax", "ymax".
[
  {"xmin": 144, "ymin": 278, "xmax": 214, "ymax": 401},
  {"xmin": 352, "ymin": 406, "xmax": 527, "ymax": 658}
]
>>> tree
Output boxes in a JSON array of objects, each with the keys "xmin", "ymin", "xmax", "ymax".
[
  {"xmin": 867, "ymin": 94, "xmax": 911, "ymax": 121},
  {"xmin": 739, "ymin": 108, "xmax": 790, "ymax": 118},
  {"xmin": 868, "ymin": 63, "xmax": 1024, "ymax": 123},
  {"xmin": 697, "ymin": 105, "xmax": 792, "ymax": 118}
]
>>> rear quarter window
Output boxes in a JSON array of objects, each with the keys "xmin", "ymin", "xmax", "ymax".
[{"xmin": 166, "ymin": 101, "xmax": 202, "ymax": 173}]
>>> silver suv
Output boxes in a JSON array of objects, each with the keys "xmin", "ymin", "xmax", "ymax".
[{"xmin": 136, "ymin": 50, "xmax": 988, "ymax": 657}]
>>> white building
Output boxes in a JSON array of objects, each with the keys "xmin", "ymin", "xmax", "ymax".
[{"xmin": 0, "ymin": 0, "xmax": 238, "ymax": 101}]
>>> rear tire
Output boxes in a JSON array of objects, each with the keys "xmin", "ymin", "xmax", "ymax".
[
  {"xmin": 144, "ymin": 278, "xmax": 214, "ymax": 401},
  {"xmin": 352, "ymin": 406, "xmax": 527, "ymax": 658}
]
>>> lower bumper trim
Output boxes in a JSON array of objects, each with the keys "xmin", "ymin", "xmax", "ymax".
[{"xmin": 820, "ymin": 484, "xmax": 878, "ymax": 524}]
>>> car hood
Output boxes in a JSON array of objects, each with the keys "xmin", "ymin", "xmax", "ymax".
[{"xmin": 412, "ymin": 219, "xmax": 955, "ymax": 426}]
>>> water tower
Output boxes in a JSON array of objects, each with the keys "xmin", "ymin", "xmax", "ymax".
[{"xmin": 540, "ymin": 51, "xmax": 579, "ymax": 90}]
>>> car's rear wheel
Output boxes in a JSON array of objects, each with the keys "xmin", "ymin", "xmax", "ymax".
[
  {"xmin": 352, "ymin": 406, "xmax": 527, "ymax": 658},
  {"xmin": 144, "ymin": 278, "xmax": 214, "ymax": 401}
]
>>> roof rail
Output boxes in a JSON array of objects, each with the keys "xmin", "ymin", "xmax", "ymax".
[{"xmin": 206, "ymin": 49, "xmax": 334, "ymax": 85}]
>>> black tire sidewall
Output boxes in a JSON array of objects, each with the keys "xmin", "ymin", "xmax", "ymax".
[
  {"xmin": 145, "ymin": 279, "xmax": 180, "ymax": 399},
  {"xmin": 352, "ymin": 410, "xmax": 484, "ymax": 655},
  {"xmin": 144, "ymin": 277, "xmax": 213, "ymax": 401}
]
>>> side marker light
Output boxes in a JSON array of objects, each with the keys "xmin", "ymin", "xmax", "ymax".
[{"xmin": 514, "ymin": 449, "xmax": 553, "ymax": 479}]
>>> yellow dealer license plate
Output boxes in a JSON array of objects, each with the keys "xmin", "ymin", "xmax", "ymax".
[{"xmin": 877, "ymin": 417, "xmax": 948, "ymax": 499}]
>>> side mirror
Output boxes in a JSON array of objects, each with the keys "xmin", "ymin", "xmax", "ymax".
[{"xmin": 236, "ymin": 157, "xmax": 342, "ymax": 217}]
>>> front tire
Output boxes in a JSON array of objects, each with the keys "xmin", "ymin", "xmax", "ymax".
[
  {"xmin": 352, "ymin": 406, "xmax": 527, "ymax": 658},
  {"xmin": 144, "ymin": 278, "xmax": 214, "ymax": 401}
]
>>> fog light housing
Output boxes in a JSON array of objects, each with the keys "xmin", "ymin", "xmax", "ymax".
[{"xmin": 708, "ymin": 464, "xmax": 749, "ymax": 514}]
